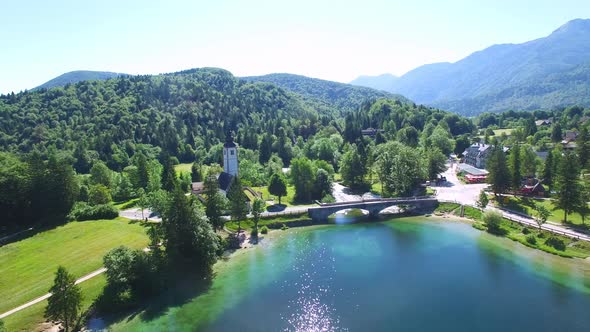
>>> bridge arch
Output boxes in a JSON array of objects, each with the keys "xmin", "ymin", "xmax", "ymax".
[
  {"xmin": 307, "ymin": 197, "xmax": 438, "ymax": 222},
  {"xmin": 327, "ymin": 208, "xmax": 370, "ymax": 224}
]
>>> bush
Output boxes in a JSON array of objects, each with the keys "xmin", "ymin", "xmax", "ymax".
[
  {"xmin": 89, "ymin": 184, "xmax": 112, "ymax": 205},
  {"xmin": 522, "ymin": 227, "xmax": 530, "ymax": 235},
  {"xmin": 545, "ymin": 236, "xmax": 566, "ymax": 251},
  {"xmin": 321, "ymin": 194, "xmax": 336, "ymax": 204},
  {"xmin": 526, "ymin": 235, "xmax": 537, "ymax": 245},
  {"xmin": 482, "ymin": 211, "xmax": 505, "ymax": 235},
  {"xmin": 260, "ymin": 226, "xmax": 269, "ymax": 234},
  {"xmin": 68, "ymin": 202, "xmax": 119, "ymax": 221}
]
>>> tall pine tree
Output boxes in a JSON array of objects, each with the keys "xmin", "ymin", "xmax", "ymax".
[
  {"xmin": 203, "ymin": 173, "xmax": 225, "ymax": 230},
  {"xmin": 227, "ymin": 176, "xmax": 248, "ymax": 233},
  {"xmin": 509, "ymin": 144, "xmax": 522, "ymax": 190},
  {"xmin": 576, "ymin": 126, "xmax": 590, "ymax": 169},
  {"xmin": 542, "ymin": 150, "xmax": 554, "ymax": 185},
  {"xmin": 487, "ymin": 146, "xmax": 510, "ymax": 196},
  {"xmin": 554, "ymin": 152, "xmax": 583, "ymax": 223}
]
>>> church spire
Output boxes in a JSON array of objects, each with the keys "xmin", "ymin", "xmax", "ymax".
[{"xmin": 223, "ymin": 131, "xmax": 238, "ymax": 176}]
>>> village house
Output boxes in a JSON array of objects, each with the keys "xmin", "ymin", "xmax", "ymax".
[
  {"xmin": 462, "ymin": 143, "xmax": 508, "ymax": 169},
  {"xmin": 519, "ymin": 177, "xmax": 546, "ymax": 197},
  {"xmin": 535, "ymin": 119, "xmax": 552, "ymax": 127},
  {"xmin": 562, "ymin": 130, "xmax": 578, "ymax": 150}
]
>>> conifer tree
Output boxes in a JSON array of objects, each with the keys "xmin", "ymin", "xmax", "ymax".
[
  {"xmin": 509, "ymin": 144, "xmax": 522, "ymax": 190},
  {"xmin": 161, "ymin": 157, "xmax": 177, "ymax": 192},
  {"xmin": 555, "ymin": 152, "xmax": 583, "ymax": 223},
  {"xmin": 227, "ymin": 177, "xmax": 248, "ymax": 233},
  {"xmin": 203, "ymin": 173, "xmax": 225, "ymax": 230},
  {"xmin": 191, "ymin": 162, "xmax": 203, "ymax": 182},
  {"xmin": 487, "ymin": 146, "xmax": 510, "ymax": 196},
  {"xmin": 576, "ymin": 126, "xmax": 590, "ymax": 168},
  {"xmin": 45, "ymin": 266, "xmax": 82, "ymax": 332},
  {"xmin": 542, "ymin": 149, "xmax": 554, "ymax": 185}
]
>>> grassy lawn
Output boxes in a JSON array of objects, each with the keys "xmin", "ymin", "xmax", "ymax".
[
  {"xmin": 0, "ymin": 218, "xmax": 148, "ymax": 317},
  {"xmin": 462, "ymin": 206, "xmax": 482, "ymax": 220},
  {"xmin": 174, "ymin": 163, "xmax": 193, "ymax": 174},
  {"xmin": 3, "ymin": 274, "xmax": 107, "ymax": 332},
  {"xmin": 434, "ymin": 202, "xmax": 461, "ymax": 215},
  {"xmin": 113, "ymin": 197, "xmax": 139, "ymax": 210},
  {"xmin": 496, "ymin": 196, "xmax": 590, "ymax": 227},
  {"xmin": 251, "ymin": 185, "xmax": 305, "ymax": 207},
  {"xmin": 371, "ymin": 182, "xmax": 383, "ymax": 196},
  {"xmin": 491, "ymin": 128, "xmax": 513, "ymax": 136},
  {"xmin": 478, "ymin": 128, "xmax": 513, "ymax": 138}
]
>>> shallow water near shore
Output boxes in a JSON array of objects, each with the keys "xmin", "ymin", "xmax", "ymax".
[{"xmin": 108, "ymin": 217, "xmax": 590, "ymax": 331}]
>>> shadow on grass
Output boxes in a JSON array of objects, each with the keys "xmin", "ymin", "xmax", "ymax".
[
  {"xmin": 96, "ymin": 267, "xmax": 214, "ymax": 328},
  {"xmin": 487, "ymin": 226, "xmax": 509, "ymax": 236},
  {"xmin": 0, "ymin": 216, "xmax": 69, "ymax": 247}
]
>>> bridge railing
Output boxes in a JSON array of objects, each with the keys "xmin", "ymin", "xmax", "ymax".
[{"xmin": 316, "ymin": 196, "xmax": 436, "ymax": 207}]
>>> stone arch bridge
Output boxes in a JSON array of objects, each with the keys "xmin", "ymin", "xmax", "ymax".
[{"xmin": 307, "ymin": 197, "xmax": 438, "ymax": 221}]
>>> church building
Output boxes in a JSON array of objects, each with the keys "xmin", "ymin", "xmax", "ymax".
[
  {"xmin": 190, "ymin": 133, "xmax": 239, "ymax": 196},
  {"xmin": 218, "ymin": 133, "xmax": 239, "ymax": 193}
]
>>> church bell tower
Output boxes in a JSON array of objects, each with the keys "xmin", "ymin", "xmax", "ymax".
[{"xmin": 223, "ymin": 132, "xmax": 239, "ymax": 176}]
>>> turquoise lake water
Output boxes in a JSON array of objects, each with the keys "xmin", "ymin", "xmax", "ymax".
[{"xmin": 110, "ymin": 217, "xmax": 590, "ymax": 331}]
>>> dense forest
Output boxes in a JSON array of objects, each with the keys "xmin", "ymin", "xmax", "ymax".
[
  {"xmin": 0, "ymin": 67, "xmax": 477, "ymax": 232},
  {"xmin": 242, "ymin": 73, "xmax": 410, "ymax": 113}
]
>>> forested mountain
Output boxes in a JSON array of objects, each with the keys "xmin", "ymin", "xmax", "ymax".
[
  {"xmin": 352, "ymin": 19, "xmax": 590, "ymax": 115},
  {"xmin": 242, "ymin": 73, "xmax": 409, "ymax": 113},
  {"xmin": 0, "ymin": 66, "xmax": 478, "ymax": 229},
  {"xmin": 349, "ymin": 73, "xmax": 398, "ymax": 92},
  {"xmin": 35, "ymin": 70, "xmax": 124, "ymax": 90},
  {"xmin": 0, "ymin": 68, "xmax": 322, "ymax": 169}
]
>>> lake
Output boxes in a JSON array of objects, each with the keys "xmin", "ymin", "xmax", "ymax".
[{"xmin": 108, "ymin": 217, "xmax": 590, "ymax": 331}]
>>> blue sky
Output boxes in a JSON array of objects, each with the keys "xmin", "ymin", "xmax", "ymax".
[{"xmin": 1, "ymin": 0, "xmax": 588, "ymax": 93}]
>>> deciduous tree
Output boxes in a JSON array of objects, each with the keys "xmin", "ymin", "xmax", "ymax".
[{"xmin": 268, "ymin": 173, "xmax": 288, "ymax": 205}]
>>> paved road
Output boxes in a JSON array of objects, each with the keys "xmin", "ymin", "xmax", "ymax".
[
  {"xmin": 0, "ymin": 268, "xmax": 107, "ymax": 319},
  {"xmin": 119, "ymin": 208, "xmax": 161, "ymax": 222},
  {"xmin": 435, "ymin": 162, "xmax": 487, "ymax": 205},
  {"xmin": 332, "ymin": 183, "xmax": 378, "ymax": 202},
  {"xmin": 436, "ymin": 163, "xmax": 590, "ymax": 242}
]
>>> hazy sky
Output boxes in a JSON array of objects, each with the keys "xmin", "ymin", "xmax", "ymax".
[{"xmin": 1, "ymin": 0, "xmax": 588, "ymax": 93}]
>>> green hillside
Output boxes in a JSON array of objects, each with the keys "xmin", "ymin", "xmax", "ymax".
[
  {"xmin": 35, "ymin": 70, "xmax": 124, "ymax": 90},
  {"xmin": 242, "ymin": 73, "xmax": 410, "ymax": 113}
]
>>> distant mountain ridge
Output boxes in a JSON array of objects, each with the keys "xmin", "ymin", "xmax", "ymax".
[
  {"xmin": 349, "ymin": 73, "xmax": 398, "ymax": 92},
  {"xmin": 242, "ymin": 73, "xmax": 410, "ymax": 113},
  {"xmin": 35, "ymin": 70, "xmax": 125, "ymax": 90},
  {"xmin": 351, "ymin": 18, "xmax": 590, "ymax": 115}
]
